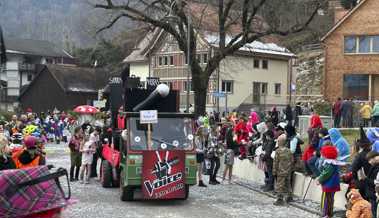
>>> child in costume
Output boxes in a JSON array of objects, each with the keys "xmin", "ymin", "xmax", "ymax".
[
  {"xmin": 273, "ymin": 134, "xmax": 293, "ymax": 205},
  {"xmin": 79, "ymin": 138, "xmax": 96, "ymax": 184},
  {"xmin": 317, "ymin": 145, "xmax": 341, "ymax": 218},
  {"xmin": 346, "ymin": 189, "xmax": 372, "ymax": 218}
]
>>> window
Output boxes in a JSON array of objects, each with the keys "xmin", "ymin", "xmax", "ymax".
[
  {"xmin": 164, "ymin": 56, "xmax": 168, "ymax": 65},
  {"xmin": 221, "ymin": 80, "xmax": 233, "ymax": 93},
  {"xmin": 254, "ymin": 59, "xmax": 260, "ymax": 68},
  {"xmin": 184, "ymin": 55, "xmax": 188, "ymax": 65},
  {"xmin": 262, "ymin": 60, "xmax": 268, "ymax": 69},
  {"xmin": 344, "ymin": 36, "xmax": 357, "ymax": 53},
  {"xmin": 183, "ymin": 81, "xmax": 193, "ymax": 92},
  {"xmin": 274, "ymin": 83, "xmax": 281, "ymax": 95},
  {"xmin": 359, "ymin": 36, "xmax": 370, "ymax": 53},
  {"xmin": 344, "ymin": 35, "xmax": 379, "ymax": 54},
  {"xmin": 343, "ymin": 74, "xmax": 369, "ymax": 100},
  {"xmin": 158, "ymin": 56, "xmax": 163, "ymax": 66},
  {"xmin": 196, "ymin": 54, "xmax": 201, "ymax": 63},
  {"xmin": 373, "ymin": 36, "xmax": 379, "ymax": 52},
  {"xmin": 27, "ymin": 73, "xmax": 33, "ymax": 82},
  {"xmin": 169, "ymin": 56, "xmax": 174, "ymax": 66},
  {"xmin": 203, "ymin": 54, "xmax": 208, "ymax": 64},
  {"xmin": 261, "ymin": 83, "xmax": 268, "ymax": 95}
]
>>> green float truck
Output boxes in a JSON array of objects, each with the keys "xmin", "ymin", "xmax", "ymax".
[{"xmin": 100, "ymin": 83, "xmax": 197, "ymax": 201}]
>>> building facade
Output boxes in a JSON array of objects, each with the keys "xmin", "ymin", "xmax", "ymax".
[
  {"xmin": 125, "ymin": 30, "xmax": 294, "ymax": 112},
  {"xmin": 0, "ymin": 38, "xmax": 74, "ymax": 111},
  {"xmin": 322, "ymin": 0, "xmax": 379, "ymax": 102}
]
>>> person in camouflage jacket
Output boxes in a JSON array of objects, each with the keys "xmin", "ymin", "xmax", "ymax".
[{"xmin": 273, "ymin": 134, "xmax": 293, "ymax": 206}]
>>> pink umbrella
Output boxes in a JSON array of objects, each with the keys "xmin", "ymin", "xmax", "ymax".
[{"xmin": 73, "ymin": 105, "xmax": 99, "ymax": 114}]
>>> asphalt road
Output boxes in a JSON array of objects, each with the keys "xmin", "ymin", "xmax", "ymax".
[{"xmin": 45, "ymin": 143, "xmax": 318, "ymax": 218}]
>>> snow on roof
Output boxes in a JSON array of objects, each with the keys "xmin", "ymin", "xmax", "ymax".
[
  {"xmin": 204, "ymin": 34, "xmax": 295, "ymax": 57},
  {"xmin": 67, "ymin": 87, "xmax": 97, "ymax": 93}
]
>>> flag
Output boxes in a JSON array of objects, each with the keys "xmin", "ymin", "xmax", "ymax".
[{"xmin": 0, "ymin": 25, "xmax": 6, "ymax": 64}]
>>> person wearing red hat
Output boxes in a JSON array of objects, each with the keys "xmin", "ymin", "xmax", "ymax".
[
  {"xmin": 12, "ymin": 136, "xmax": 45, "ymax": 169},
  {"xmin": 317, "ymin": 145, "xmax": 341, "ymax": 218}
]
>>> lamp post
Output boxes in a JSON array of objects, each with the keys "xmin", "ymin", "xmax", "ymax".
[{"xmin": 186, "ymin": 15, "xmax": 191, "ymax": 113}]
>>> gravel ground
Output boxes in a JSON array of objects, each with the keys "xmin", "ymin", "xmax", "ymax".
[{"xmin": 45, "ymin": 143, "xmax": 319, "ymax": 218}]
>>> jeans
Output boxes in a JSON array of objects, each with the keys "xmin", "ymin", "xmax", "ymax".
[
  {"xmin": 370, "ymin": 198, "xmax": 377, "ymax": 218},
  {"xmin": 307, "ymin": 156, "xmax": 320, "ymax": 177},
  {"xmin": 210, "ymin": 157, "xmax": 220, "ymax": 182},
  {"xmin": 334, "ymin": 115, "xmax": 341, "ymax": 128},
  {"xmin": 90, "ymin": 152, "xmax": 99, "ymax": 178},
  {"xmin": 264, "ymin": 170, "xmax": 274, "ymax": 189}
]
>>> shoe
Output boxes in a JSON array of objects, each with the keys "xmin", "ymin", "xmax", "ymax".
[
  {"xmin": 214, "ymin": 180, "xmax": 220, "ymax": 184},
  {"xmin": 198, "ymin": 180, "xmax": 207, "ymax": 187},
  {"xmin": 70, "ymin": 178, "xmax": 75, "ymax": 182},
  {"xmin": 209, "ymin": 181, "xmax": 217, "ymax": 185},
  {"xmin": 262, "ymin": 186, "xmax": 274, "ymax": 192},
  {"xmin": 260, "ymin": 185, "xmax": 267, "ymax": 189},
  {"xmin": 85, "ymin": 181, "xmax": 90, "ymax": 184},
  {"xmin": 79, "ymin": 180, "xmax": 84, "ymax": 184},
  {"xmin": 273, "ymin": 198, "xmax": 285, "ymax": 206},
  {"xmin": 285, "ymin": 196, "xmax": 293, "ymax": 203}
]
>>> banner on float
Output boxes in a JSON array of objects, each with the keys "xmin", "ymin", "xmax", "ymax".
[{"xmin": 142, "ymin": 150, "xmax": 185, "ymax": 199}]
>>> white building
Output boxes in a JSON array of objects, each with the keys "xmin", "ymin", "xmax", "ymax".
[{"xmin": 0, "ymin": 38, "xmax": 74, "ymax": 111}]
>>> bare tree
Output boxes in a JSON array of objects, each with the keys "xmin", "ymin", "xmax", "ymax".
[{"xmin": 94, "ymin": 0, "xmax": 327, "ymax": 116}]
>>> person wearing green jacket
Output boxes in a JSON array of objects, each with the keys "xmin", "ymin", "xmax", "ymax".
[{"xmin": 372, "ymin": 100, "xmax": 379, "ymax": 127}]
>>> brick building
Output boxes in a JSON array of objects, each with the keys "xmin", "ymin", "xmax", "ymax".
[{"xmin": 322, "ymin": 0, "xmax": 379, "ymax": 102}]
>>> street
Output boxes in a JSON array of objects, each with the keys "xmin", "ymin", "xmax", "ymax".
[{"xmin": 45, "ymin": 143, "xmax": 318, "ymax": 218}]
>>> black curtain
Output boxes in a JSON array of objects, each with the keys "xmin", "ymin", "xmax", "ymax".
[{"xmin": 0, "ymin": 26, "xmax": 6, "ymax": 64}]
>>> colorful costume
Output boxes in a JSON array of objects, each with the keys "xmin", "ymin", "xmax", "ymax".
[{"xmin": 318, "ymin": 145, "xmax": 341, "ymax": 218}]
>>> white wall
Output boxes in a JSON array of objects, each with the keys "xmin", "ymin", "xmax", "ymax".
[
  {"xmin": 218, "ymin": 56, "xmax": 289, "ymax": 110},
  {"xmin": 130, "ymin": 62, "xmax": 149, "ymax": 82}
]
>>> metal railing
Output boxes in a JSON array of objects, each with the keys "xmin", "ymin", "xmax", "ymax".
[{"xmin": 18, "ymin": 63, "xmax": 35, "ymax": 71}]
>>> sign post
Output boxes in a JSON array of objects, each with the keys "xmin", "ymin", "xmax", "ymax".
[{"xmin": 140, "ymin": 110, "xmax": 158, "ymax": 150}]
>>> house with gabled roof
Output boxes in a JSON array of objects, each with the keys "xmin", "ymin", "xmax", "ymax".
[
  {"xmin": 19, "ymin": 64, "xmax": 110, "ymax": 113},
  {"xmin": 123, "ymin": 2, "xmax": 295, "ymax": 112},
  {"xmin": 322, "ymin": 0, "xmax": 379, "ymax": 102},
  {"xmin": 0, "ymin": 38, "xmax": 75, "ymax": 111},
  {"xmin": 125, "ymin": 29, "xmax": 295, "ymax": 112}
]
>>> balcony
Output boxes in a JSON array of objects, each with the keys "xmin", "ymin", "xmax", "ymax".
[{"xmin": 18, "ymin": 63, "xmax": 35, "ymax": 72}]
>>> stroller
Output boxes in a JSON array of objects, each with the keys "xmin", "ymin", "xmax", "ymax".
[{"xmin": 0, "ymin": 166, "xmax": 72, "ymax": 218}]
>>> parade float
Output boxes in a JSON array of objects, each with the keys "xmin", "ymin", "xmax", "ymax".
[{"xmin": 99, "ymin": 77, "xmax": 197, "ymax": 201}]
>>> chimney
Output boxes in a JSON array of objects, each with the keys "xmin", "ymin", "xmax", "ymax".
[{"xmin": 329, "ymin": 0, "xmax": 350, "ymax": 24}]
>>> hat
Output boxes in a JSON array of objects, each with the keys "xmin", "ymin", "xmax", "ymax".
[
  {"xmin": 277, "ymin": 134, "xmax": 287, "ymax": 147},
  {"xmin": 319, "ymin": 128, "xmax": 329, "ymax": 137},
  {"xmin": 347, "ymin": 189, "xmax": 362, "ymax": 200},
  {"xmin": 24, "ymin": 136, "xmax": 37, "ymax": 149},
  {"xmin": 356, "ymin": 126, "xmax": 371, "ymax": 148},
  {"xmin": 321, "ymin": 145, "xmax": 338, "ymax": 159}
]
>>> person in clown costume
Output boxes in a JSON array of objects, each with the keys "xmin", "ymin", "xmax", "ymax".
[{"xmin": 233, "ymin": 116, "xmax": 249, "ymax": 160}]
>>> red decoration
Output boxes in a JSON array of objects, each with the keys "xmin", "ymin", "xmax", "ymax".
[{"xmin": 142, "ymin": 150, "xmax": 186, "ymax": 199}]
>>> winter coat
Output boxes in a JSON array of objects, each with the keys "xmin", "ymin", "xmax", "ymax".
[
  {"xmin": 333, "ymin": 100, "xmax": 342, "ymax": 116},
  {"xmin": 0, "ymin": 154, "xmax": 16, "ymax": 170},
  {"xmin": 329, "ymin": 128, "xmax": 350, "ymax": 161},
  {"xmin": 362, "ymin": 156, "xmax": 379, "ymax": 200},
  {"xmin": 225, "ymin": 127, "xmax": 239, "ymax": 151},
  {"xmin": 360, "ymin": 105, "xmax": 372, "ymax": 119},
  {"xmin": 351, "ymin": 149, "xmax": 372, "ymax": 189},
  {"xmin": 346, "ymin": 192, "xmax": 372, "ymax": 218},
  {"xmin": 273, "ymin": 146, "xmax": 293, "ymax": 177},
  {"xmin": 233, "ymin": 121, "xmax": 249, "ymax": 145},
  {"xmin": 372, "ymin": 103, "xmax": 379, "ymax": 117},
  {"xmin": 246, "ymin": 112, "xmax": 260, "ymax": 133},
  {"xmin": 284, "ymin": 106, "xmax": 293, "ymax": 122},
  {"xmin": 262, "ymin": 134, "xmax": 275, "ymax": 168},
  {"xmin": 318, "ymin": 160, "xmax": 341, "ymax": 193}
]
